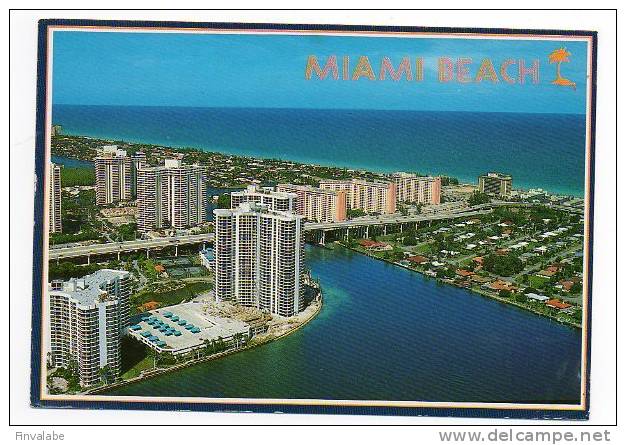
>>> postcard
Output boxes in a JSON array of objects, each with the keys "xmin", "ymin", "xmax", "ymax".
[{"xmin": 31, "ymin": 20, "xmax": 596, "ymax": 419}]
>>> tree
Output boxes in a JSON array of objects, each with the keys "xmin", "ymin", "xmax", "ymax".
[
  {"xmin": 217, "ymin": 194, "xmax": 231, "ymax": 209},
  {"xmin": 347, "ymin": 208, "xmax": 366, "ymax": 219},
  {"xmin": 570, "ymin": 282, "xmax": 583, "ymax": 294},
  {"xmin": 468, "ymin": 191, "xmax": 490, "ymax": 206},
  {"xmin": 499, "ymin": 289, "xmax": 512, "ymax": 299},
  {"xmin": 403, "ymin": 235, "xmax": 417, "ymax": 246},
  {"xmin": 514, "ymin": 293, "xmax": 527, "ymax": 303},
  {"xmin": 483, "ymin": 254, "xmax": 524, "ymax": 277},
  {"xmin": 98, "ymin": 365, "xmax": 111, "ymax": 385}
]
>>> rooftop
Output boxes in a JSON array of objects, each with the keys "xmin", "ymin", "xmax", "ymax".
[
  {"xmin": 48, "ymin": 269, "xmax": 129, "ymax": 307},
  {"xmin": 130, "ymin": 301, "xmax": 250, "ymax": 354}
]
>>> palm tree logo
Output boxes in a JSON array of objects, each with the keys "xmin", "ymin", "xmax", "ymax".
[{"xmin": 549, "ymin": 48, "xmax": 576, "ymax": 89}]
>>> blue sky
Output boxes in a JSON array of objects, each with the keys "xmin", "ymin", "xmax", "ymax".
[{"xmin": 52, "ymin": 31, "xmax": 589, "ymax": 114}]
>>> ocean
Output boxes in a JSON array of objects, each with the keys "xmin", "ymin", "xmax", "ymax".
[
  {"xmin": 106, "ymin": 245, "xmax": 582, "ymax": 402},
  {"xmin": 52, "ymin": 105, "xmax": 587, "ymax": 197}
]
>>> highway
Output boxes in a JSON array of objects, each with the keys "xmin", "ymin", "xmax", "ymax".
[
  {"xmin": 48, "ymin": 200, "xmax": 580, "ymax": 260},
  {"xmin": 49, "ymin": 233, "xmax": 215, "ymax": 260},
  {"xmin": 303, "ymin": 209, "xmax": 491, "ymax": 230}
]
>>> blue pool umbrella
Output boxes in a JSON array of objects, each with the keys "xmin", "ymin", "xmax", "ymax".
[
  {"xmin": 141, "ymin": 331, "xmax": 151, "ymax": 337},
  {"xmin": 178, "ymin": 320, "xmax": 187, "ymax": 325},
  {"xmin": 191, "ymin": 327, "xmax": 200, "ymax": 333},
  {"xmin": 174, "ymin": 331, "xmax": 182, "ymax": 336},
  {"xmin": 149, "ymin": 335, "xmax": 159, "ymax": 341},
  {"xmin": 171, "ymin": 315, "xmax": 179, "ymax": 321},
  {"xmin": 165, "ymin": 331, "xmax": 172, "ymax": 336},
  {"xmin": 163, "ymin": 312, "xmax": 173, "ymax": 318},
  {"xmin": 157, "ymin": 341, "xmax": 167, "ymax": 347}
]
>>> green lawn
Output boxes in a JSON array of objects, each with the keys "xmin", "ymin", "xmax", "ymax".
[
  {"xmin": 60, "ymin": 166, "xmax": 95, "ymax": 187},
  {"xmin": 132, "ymin": 281, "xmax": 213, "ymax": 311},
  {"xmin": 528, "ymin": 274, "xmax": 551, "ymax": 288}
]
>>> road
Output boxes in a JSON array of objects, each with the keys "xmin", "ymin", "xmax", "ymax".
[
  {"xmin": 48, "ymin": 200, "xmax": 580, "ymax": 260},
  {"xmin": 304, "ymin": 209, "xmax": 492, "ymax": 231},
  {"xmin": 49, "ymin": 233, "xmax": 215, "ymax": 260}
]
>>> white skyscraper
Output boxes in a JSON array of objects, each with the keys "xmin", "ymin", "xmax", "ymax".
[
  {"xmin": 94, "ymin": 145, "xmax": 133, "ymax": 206},
  {"xmin": 214, "ymin": 202, "xmax": 304, "ymax": 317},
  {"xmin": 230, "ymin": 184, "xmax": 297, "ymax": 212},
  {"xmin": 47, "ymin": 270, "xmax": 131, "ymax": 387},
  {"xmin": 136, "ymin": 159, "xmax": 206, "ymax": 233}
]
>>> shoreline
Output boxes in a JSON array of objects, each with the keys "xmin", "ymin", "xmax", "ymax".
[
  {"xmin": 87, "ymin": 293, "xmax": 324, "ymax": 395},
  {"xmin": 50, "ymin": 133, "xmax": 585, "ymax": 198},
  {"xmin": 339, "ymin": 244, "xmax": 582, "ymax": 330}
]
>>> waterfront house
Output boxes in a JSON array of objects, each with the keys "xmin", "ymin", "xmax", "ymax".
[
  {"xmin": 483, "ymin": 280, "xmax": 517, "ymax": 293},
  {"xmin": 456, "ymin": 269, "xmax": 474, "ymax": 278},
  {"xmin": 358, "ymin": 239, "xmax": 392, "ymax": 251},
  {"xmin": 407, "ymin": 255, "xmax": 429, "ymax": 265},
  {"xmin": 538, "ymin": 265, "xmax": 560, "ymax": 278},
  {"xmin": 525, "ymin": 292, "xmax": 549, "ymax": 302},
  {"xmin": 546, "ymin": 299, "xmax": 573, "ymax": 311}
]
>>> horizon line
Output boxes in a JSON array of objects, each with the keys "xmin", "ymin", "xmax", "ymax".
[{"xmin": 52, "ymin": 103, "xmax": 586, "ymax": 116}]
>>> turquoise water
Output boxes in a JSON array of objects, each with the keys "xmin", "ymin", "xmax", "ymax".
[
  {"xmin": 106, "ymin": 246, "xmax": 581, "ymax": 403},
  {"xmin": 52, "ymin": 105, "xmax": 586, "ymax": 197},
  {"xmin": 51, "ymin": 155, "xmax": 93, "ymax": 169}
]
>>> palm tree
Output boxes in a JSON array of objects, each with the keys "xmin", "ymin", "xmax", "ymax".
[
  {"xmin": 98, "ymin": 365, "xmax": 111, "ymax": 385},
  {"xmin": 548, "ymin": 48, "xmax": 576, "ymax": 89}
]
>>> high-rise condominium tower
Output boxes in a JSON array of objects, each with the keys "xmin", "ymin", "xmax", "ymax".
[
  {"xmin": 214, "ymin": 202, "xmax": 304, "ymax": 317},
  {"xmin": 47, "ymin": 270, "xmax": 131, "ymax": 387},
  {"xmin": 49, "ymin": 162, "xmax": 62, "ymax": 233},
  {"xmin": 136, "ymin": 159, "xmax": 206, "ymax": 233},
  {"xmin": 95, "ymin": 146, "xmax": 133, "ymax": 205},
  {"xmin": 231, "ymin": 184, "xmax": 297, "ymax": 212}
]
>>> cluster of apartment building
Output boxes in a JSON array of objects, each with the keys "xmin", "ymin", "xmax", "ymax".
[
  {"xmin": 93, "ymin": 147, "xmax": 207, "ymax": 233},
  {"xmin": 47, "ymin": 270, "xmax": 131, "ymax": 387},
  {"xmin": 318, "ymin": 178, "xmax": 397, "ymax": 215},
  {"xmin": 214, "ymin": 187, "xmax": 305, "ymax": 318}
]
